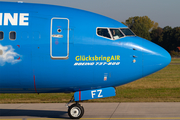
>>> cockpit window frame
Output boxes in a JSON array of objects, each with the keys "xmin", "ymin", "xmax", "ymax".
[{"xmin": 96, "ymin": 27, "xmax": 125, "ymax": 40}]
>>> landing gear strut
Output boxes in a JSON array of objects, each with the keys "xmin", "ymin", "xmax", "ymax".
[{"xmin": 66, "ymin": 97, "xmax": 84, "ymax": 119}]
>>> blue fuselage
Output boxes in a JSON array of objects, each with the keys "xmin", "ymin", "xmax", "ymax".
[{"xmin": 0, "ymin": 2, "xmax": 171, "ymax": 93}]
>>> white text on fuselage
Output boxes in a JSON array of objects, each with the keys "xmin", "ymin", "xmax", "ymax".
[
  {"xmin": 0, "ymin": 13, "xmax": 29, "ymax": 26},
  {"xmin": 74, "ymin": 62, "xmax": 120, "ymax": 66}
]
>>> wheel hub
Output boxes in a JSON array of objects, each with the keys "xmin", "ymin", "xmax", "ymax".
[{"xmin": 71, "ymin": 106, "xmax": 81, "ymax": 117}]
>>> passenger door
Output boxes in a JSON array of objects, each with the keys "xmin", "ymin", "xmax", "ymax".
[{"xmin": 50, "ymin": 18, "xmax": 69, "ymax": 59}]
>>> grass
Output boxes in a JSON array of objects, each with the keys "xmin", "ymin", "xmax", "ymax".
[
  {"xmin": 0, "ymin": 58, "xmax": 180, "ymax": 103},
  {"xmin": 171, "ymin": 58, "xmax": 180, "ymax": 64}
]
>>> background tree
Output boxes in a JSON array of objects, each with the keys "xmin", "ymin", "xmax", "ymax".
[
  {"xmin": 168, "ymin": 27, "xmax": 180, "ymax": 52},
  {"xmin": 151, "ymin": 27, "xmax": 163, "ymax": 46},
  {"xmin": 162, "ymin": 26, "xmax": 173, "ymax": 52},
  {"xmin": 122, "ymin": 16, "xmax": 158, "ymax": 41},
  {"xmin": 151, "ymin": 26, "xmax": 180, "ymax": 53}
]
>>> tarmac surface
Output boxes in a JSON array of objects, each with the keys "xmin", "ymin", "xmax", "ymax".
[{"xmin": 0, "ymin": 103, "xmax": 180, "ymax": 120}]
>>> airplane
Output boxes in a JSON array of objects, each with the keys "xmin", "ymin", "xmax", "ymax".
[{"xmin": 0, "ymin": 1, "xmax": 171, "ymax": 119}]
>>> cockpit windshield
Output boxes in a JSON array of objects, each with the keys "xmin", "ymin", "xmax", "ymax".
[
  {"xmin": 96, "ymin": 27, "xmax": 135, "ymax": 40},
  {"xmin": 120, "ymin": 28, "xmax": 135, "ymax": 36}
]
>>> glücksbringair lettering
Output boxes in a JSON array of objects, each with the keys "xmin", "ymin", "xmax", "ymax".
[
  {"xmin": 0, "ymin": 13, "xmax": 29, "ymax": 26},
  {"xmin": 75, "ymin": 55, "xmax": 120, "ymax": 62}
]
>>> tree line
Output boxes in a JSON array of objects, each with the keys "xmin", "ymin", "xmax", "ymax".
[{"xmin": 122, "ymin": 16, "xmax": 180, "ymax": 56}]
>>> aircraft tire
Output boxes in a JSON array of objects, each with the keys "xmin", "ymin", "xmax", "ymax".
[{"xmin": 68, "ymin": 103, "xmax": 84, "ymax": 119}]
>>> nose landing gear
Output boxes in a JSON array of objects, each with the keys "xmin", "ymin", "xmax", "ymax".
[
  {"xmin": 66, "ymin": 87, "xmax": 116, "ymax": 119},
  {"xmin": 66, "ymin": 97, "xmax": 84, "ymax": 119},
  {"xmin": 68, "ymin": 102, "xmax": 84, "ymax": 119}
]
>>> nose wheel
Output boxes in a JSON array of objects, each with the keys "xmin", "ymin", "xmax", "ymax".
[{"xmin": 68, "ymin": 103, "xmax": 84, "ymax": 119}]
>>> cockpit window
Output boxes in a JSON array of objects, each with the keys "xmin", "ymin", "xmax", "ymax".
[
  {"xmin": 0, "ymin": 31, "xmax": 4, "ymax": 40},
  {"xmin": 110, "ymin": 29, "xmax": 124, "ymax": 40},
  {"xmin": 120, "ymin": 28, "xmax": 135, "ymax": 36},
  {"xmin": 97, "ymin": 28, "xmax": 111, "ymax": 39},
  {"xmin": 97, "ymin": 27, "xmax": 135, "ymax": 40}
]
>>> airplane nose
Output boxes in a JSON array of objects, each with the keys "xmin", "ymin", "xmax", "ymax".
[{"xmin": 142, "ymin": 39, "xmax": 171, "ymax": 77}]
